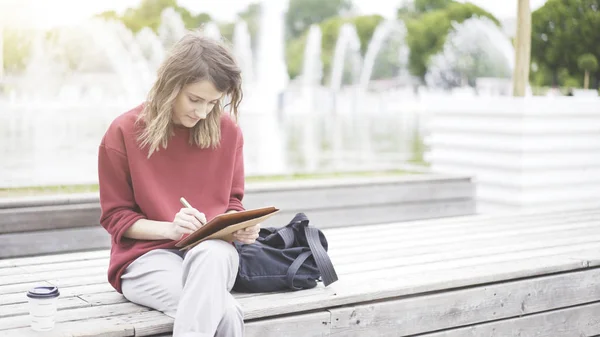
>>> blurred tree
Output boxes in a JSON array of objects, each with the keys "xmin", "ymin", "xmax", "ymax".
[
  {"xmin": 219, "ymin": 23, "xmax": 235, "ymax": 43},
  {"xmin": 563, "ymin": 76, "xmax": 581, "ymax": 88},
  {"xmin": 352, "ymin": 15, "xmax": 384, "ymax": 54},
  {"xmin": 531, "ymin": 0, "xmax": 600, "ymax": 88},
  {"xmin": 285, "ymin": 0, "xmax": 353, "ymax": 39},
  {"xmin": 530, "ymin": 63, "xmax": 554, "ymax": 87},
  {"xmin": 96, "ymin": 0, "xmax": 212, "ymax": 33},
  {"xmin": 96, "ymin": 10, "xmax": 120, "ymax": 21},
  {"xmin": 414, "ymin": 0, "xmax": 454, "ymax": 13},
  {"xmin": 285, "ymin": 31, "xmax": 308, "ymax": 79},
  {"xmin": 2, "ymin": 29, "xmax": 32, "ymax": 74},
  {"xmin": 238, "ymin": 3, "xmax": 261, "ymax": 50},
  {"xmin": 577, "ymin": 53, "xmax": 598, "ymax": 89},
  {"xmin": 399, "ymin": 1, "xmax": 499, "ymax": 81}
]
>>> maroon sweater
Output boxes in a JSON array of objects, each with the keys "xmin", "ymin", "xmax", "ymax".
[{"xmin": 97, "ymin": 105, "xmax": 245, "ymax": 293}]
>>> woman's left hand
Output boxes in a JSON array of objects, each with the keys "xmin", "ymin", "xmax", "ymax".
[{"xmin": 233, "ymin": 223, "xmax": 261, "ymax": 244}]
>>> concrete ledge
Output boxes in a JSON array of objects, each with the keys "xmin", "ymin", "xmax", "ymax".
[{"xmin": 0, "ymin": 173, "xmax": 476, "ymax": 257}]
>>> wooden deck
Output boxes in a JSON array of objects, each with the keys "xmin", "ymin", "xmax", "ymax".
[{"xmin": 2, "ymin": 208, "xmax": 600, "ymax": 336}]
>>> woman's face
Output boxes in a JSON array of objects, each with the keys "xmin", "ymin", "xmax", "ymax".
[{"xmin": 172, "ymin": 80, "xmax": 223, "ymax": 128}]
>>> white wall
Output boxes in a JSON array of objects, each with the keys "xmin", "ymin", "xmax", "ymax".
[{"xmin": 424, "ymin": 96, "xmax": 600, "ymax": 213}]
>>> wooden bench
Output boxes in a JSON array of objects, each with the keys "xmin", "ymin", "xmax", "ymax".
[
  {"xmin": 2, "ymin": 208, "xmax": 600, "ymax": 336},
  {"xmin": 0, "ymin": 173, "xmax": 475, "ymax": 258}
]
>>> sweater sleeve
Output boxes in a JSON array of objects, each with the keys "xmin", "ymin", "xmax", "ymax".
[
  {"xmin": 97, "ymin": 144, "xmax": 146, "ymax": 245},
  {"xmin": 227, "ymin": 131, "xmax": 245, "ymax": 212}
]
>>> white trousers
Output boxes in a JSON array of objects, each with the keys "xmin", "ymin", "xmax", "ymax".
[{"xmin": 121, "ymin": 240, "xmax": 244, "ymax": 337}]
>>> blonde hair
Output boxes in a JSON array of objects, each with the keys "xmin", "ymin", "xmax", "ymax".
[{"xmin": 137, "ymin": 31, "xmax": 243, "ymax": 157}]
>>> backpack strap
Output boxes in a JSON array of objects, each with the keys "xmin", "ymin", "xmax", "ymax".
[
  {"xmin": 305, "ymin": 227, "xmax": 338, "ymax": 286},
  {"xmin": 285, "ymin": 251, "xmax": 313, "ymax": 290},
  {"xmin": 276, "ymin": 213, "xmax": 309, "ymax": 249}
]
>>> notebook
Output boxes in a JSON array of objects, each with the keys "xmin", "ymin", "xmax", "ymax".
[{"xmin": 175, "ymin": 206, "xmax": 279, "ymax": 251}]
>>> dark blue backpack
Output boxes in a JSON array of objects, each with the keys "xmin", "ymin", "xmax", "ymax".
[{"xmin": 233, "ymin": 213, "xmax": 338, "ymax": 293}]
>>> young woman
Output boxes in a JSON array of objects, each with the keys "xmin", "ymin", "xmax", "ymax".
[{"xmin": 97, "ymin": 32, "xmax": 257, "ymax": 337}]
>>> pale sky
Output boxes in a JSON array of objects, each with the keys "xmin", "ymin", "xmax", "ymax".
[{"xmin": 0, "ymin": 0, "xmax": 548, "ymax": 29}]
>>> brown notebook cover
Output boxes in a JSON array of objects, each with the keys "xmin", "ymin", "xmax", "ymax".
[{"xmin": 175, "ymin": 206, "xmax": 279, "ymax": 251}]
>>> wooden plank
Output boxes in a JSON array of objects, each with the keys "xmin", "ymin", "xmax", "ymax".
[
  {"xmin": 260, "ymin": 198, "xmax": 475, "ymax": 229},
  {"xmin": 0, "ymin": 209, "xmax": 595, "ymax": 276},
  {"xmin": 79, "ymin": 292, "xmax": 128, "ymax": 306},
  {"xmin": 0, "ymin": 209, "xmax": 595, "ymax": 273},
  {"xmin": 0, "ymin": 302, "xmax": 151, "ymax": 330},
  {"xmin": 237, "ymin": 253, "xmax": 586, "ymax": 320},
  {"xmin": 244, "ymin": 179, "xmax": 473, "ymax": 212},
  {"xmin": 0, "ymin": 227, "xmax": 110, "ymax": 259},
  {"xmin": 0, "ymin": 310, "xmax": 172, "ymax": 337},
  {"xmin": 325, "ymin": 208, "xmax": 600, "ymax": 242},
  {"xmin": 421, "ymin": 301, "xmax": 600, "ymax": 337},
  {"xmin": 0, "ymin": 225, "xmax": 590, "ymax": 290},
  {"xmin": 328, "ymin": 214, "xmax": 600, "ymax": 255},
  {"xmin": 0, "ymin": 200, "xmax": 474, "ymax": 259},
  {"xmin": 0, "ymin": 283, "xmax": 114, "ymax": 305},
  {"xmin": 324, "ymin": 208, "xmax": 600, "ymax": 239},
  {"xmin": 244, "ymin": 174, "xmax": 471, "ymax": 192},
  {"xmin": 2, "ymin": 210, "xmax": 592, "ymax": 277},
  {"xmin": 1, "ymin": 223, "xmax": 596, "ymax": 295},
  {"xmin": 0, "ymin": 291, "xmax": 128, "ymax": 321},
  {"xmin": 0, "ymin": 267, "xmax": 26, "ymax": 277},
  {"xmin": 0, "ymin": 193, "xmax": 99, "ymax": 209},
  {"xmin": 0, "ymin": 250, "xmax": 109, "ymax": 269},
  {"xmin": 0, "ymin": 274, "xmax": 108, "ymax": 296},
  {"xmin": 0, "ymin": 280, "xmax": 52, "ymax": 296},
  {"xmin": 0, "ymin": 203, "xmax": 100, "ymax": 234},
  {"xmin": 246, "ymin": 312, "xmax": 331, "ymax": 337},
  {"xmin": 328, "ymin": 268, "xmax": 600, "ymax": 336},
  {"xmin": 330, "ymin": 220, "xmax": 600, "ymax": 264},
  {"xmin": 347, "ymin": 243, "xmax": 600, "ymax": 283},
  {"xmin": 20, "ymin": 258, "xmax": 109, "ymax": 274},
  {"xmin": 0, "ymin": 296, "xmax": 90, "ymax": 319},
  {"xmin": 335, "ymin": 230, "xmax": 600, "ymax": 275},
  {"xmin": 2, "ymin": 244, "xmax": 596, "ymax": 321},
  {"xmin": 2, "ymin": 234, "xmax": 596, "ymax": 303},
  {"xmin": 0, "ymin": 266, "xmax": 107, "ymax": 286},
  {"xmin": 0, "ymin": 174, "xmax": 469, "ymax": 209},
  {"xmin": 0, "ymin": 175, "xmax": 474, "ymax": 233}
]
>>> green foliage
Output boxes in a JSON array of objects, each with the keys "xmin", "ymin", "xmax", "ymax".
[
  {"xmin": 285, "ymin": 32, "xmax": 308, "ymax": 79},
  {"xmin": 352, "ymin": 15, "xmax": 385, "ymax": 54},
  {"xmin": 405, "ymin": 11, "xmax": 451, "ymax": 80},
  {"xmin": 531, "ymin": 0, "xmax": 600, "ymax": 87},
  {"xmin": 563, "ymin": 76, "xmax": 581, "ymax": 88},
  {"xmin": 401, "ymin": 0, "xmax": 499, "ymax": 80},
  {"xmin": 530, "ymin": 63, "xmax": 554, "ymax": 87},
  {"xmin": 238, "ymin": 3, "xmax": 261, "ymax": 50},
  {"xmin": 578, "ymin": 53, "xmax": 599, "ymax": 72},
  {"xmin": 96, "ymin": 10, "xmax": 120, "ymax": 21},
  {"xmin": 219, "ymin": 23, "xmax": 235, "ymax": 43},
  {"xmin": 414, "ymin": 0, "xmax": 453, "ymax": 13},
  {"xmin": 2, "ymin": 29, "xmax": 33, "ymax": 74},
  {"xmin": 285, "ymin": 0, "xmax": 352, "ymax": 39},
  {"xmin": 98, "ymin": 0, "xmax": 212, "ymax": 33}
]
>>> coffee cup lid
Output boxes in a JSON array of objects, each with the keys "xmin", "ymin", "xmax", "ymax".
[{"xmin": 27, "ymin": 286, "xmax": 60, "ymax": 299}]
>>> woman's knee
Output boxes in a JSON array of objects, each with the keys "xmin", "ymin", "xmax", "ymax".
[
  {"xmin": 121, "ymin": 276, "xmax": 181, "ymax": 317},
  {"xmin": 186, "ymin": 240, "xmax": 239, "ymax": 266}
]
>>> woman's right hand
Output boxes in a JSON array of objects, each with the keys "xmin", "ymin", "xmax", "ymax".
[{"xmin": 167, "ymin": 208, "xmax": 207, "ymax": 240}]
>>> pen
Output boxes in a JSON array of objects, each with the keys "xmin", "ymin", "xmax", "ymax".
[
  {"xmin": 179, "ymin": 197, "xmax": 192, "ymax": 209},
  {"xmin": 180, "ymin": 197, "xmax": 206, "ymax": 226}
]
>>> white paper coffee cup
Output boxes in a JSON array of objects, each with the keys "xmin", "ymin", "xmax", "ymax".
[{"xmin": 26, "ymin": 286, "xmax": 60, "ymax": 331}]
